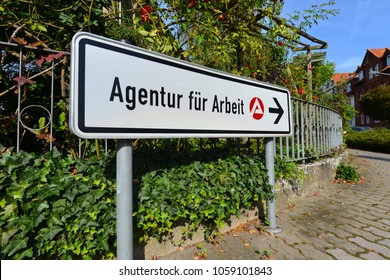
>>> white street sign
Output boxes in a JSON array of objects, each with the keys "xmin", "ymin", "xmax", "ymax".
[{"xmin": 70, "ymin": 32, "xmax": 292, "ymax": 139}]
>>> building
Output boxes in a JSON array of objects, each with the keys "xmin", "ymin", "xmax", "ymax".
[
  {"xmin": 323, "ymin": 72, "xmax": 352, "ymax": 95},
  {"xmin": 331, "ymin": 48, "xmax": 390, "ymax": 128}
]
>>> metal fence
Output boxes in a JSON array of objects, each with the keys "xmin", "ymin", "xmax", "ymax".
[
  {"xmin": 276, "ymin": 98, "xmax": 343, "ymax": 162},
  {"xmin": 1, "ymin": 41, "xmax": 343, "ymax": 159},
  {"xmin": 1, "ymin": 41, "xmax": 69, "ymax": 153}
]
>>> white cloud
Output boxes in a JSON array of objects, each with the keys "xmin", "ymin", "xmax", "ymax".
[{"xmin": 335, "ymin": 57, "xmax": 362, "ymax": 72}]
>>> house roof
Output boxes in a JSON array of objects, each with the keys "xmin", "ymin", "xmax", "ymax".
[
  {"xmin": 332, "ymin": 73, "xmax": 352, "ymax": 85},
  {"xmin": 332, "ymin": 72, "xmax": 358, "ymax": 86},
  {"xmin": 368, "ymin": 48, "xmax": 390, "ymax": 58},
  {"xmin": 353, "ymin": 48, "xmax": 390, "ymax": 72}
]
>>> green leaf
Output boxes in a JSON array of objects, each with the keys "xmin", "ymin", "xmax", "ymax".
[
  {"xmin": 40, "ymin": 226, "xmax": 63, "ymax": 241},
  {"xmin": 37, "ymin": 24, "xmax": 47, "ymax": 32},
  {"xmin": 38, "ymin": 117, "xmax": 46, "ymax": 129},
  {"xmin": 138, "ymin": 29, "xmax": 149, "ymax": 36},
  {"xmin": 149, "ymin": 29, "xmax": 157, "ymax": 37},
  {"xmin": 98, "ymin": 238, "xmax": 110, "ymax": 252},
  {"xmin": 50, "ymin": 215, "xmax": 63, "ymax": 226},
  {"xmin": 2, "ymin": 203, "xmax": 17, "ymax": 219},
  {"xmin": 38, "ymin": 201, "xmax": 49, "ymax": 212},
  {"xmin": 1, "ymin": 228, "xmax": 19, "ymax": 247},
  {"xmin": 58, "ymin": 112, "xmax": 66, "ymax": 125},
  {"xmin": 0, "ymin": 198, "xmax": 6, "ymax": 208},
  {"xmin": 3, "ymin": 236, "xmax": 28, "ymax": 258}
]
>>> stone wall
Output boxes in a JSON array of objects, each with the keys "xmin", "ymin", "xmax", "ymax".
[{"xmin": 275, "ymin": 154, "xmax": 345, "ymax": 209}]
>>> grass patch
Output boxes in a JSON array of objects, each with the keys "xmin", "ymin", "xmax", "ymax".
[{"xmin": 335, "ymin": 162, "xmax": 361, "ymax": 182}]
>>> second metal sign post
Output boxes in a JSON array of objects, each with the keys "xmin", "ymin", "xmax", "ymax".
[{"xmin": 70, "ymin": 32, "xmax": 291, "ymax": 259}]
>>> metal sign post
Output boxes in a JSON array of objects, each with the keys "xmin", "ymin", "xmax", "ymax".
[
  {"xmin": 70, "ymin": 32, "xmax": 291, "ymax": 259},
  {"xmin": 116, "ymin": 139, "xmax": 133, "ymax": 259},
  {"xmin": 265, "ymin": 137, "xmax": 282, "ymax": 233}
]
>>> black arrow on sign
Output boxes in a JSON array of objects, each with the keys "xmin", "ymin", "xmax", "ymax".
[{"xmin": 269, "ymin": 97, "xmax": 284, "ymax": 124}]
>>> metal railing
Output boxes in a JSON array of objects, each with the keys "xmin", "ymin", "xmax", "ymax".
[
  {"xmin": 1, "ymin": 41, "xmax": 343, "ymax": 160},
  {"xmin": 276, "ymin": 98, "xmax": 343, "ymax": 162},
  {"xmin": 1, "ymin": 41, "xmax": 69, "ymax": 153}
]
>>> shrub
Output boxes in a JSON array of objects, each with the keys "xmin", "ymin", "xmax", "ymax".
[
  {"xmin": 0, "ymin": 148, "xmax": 117, "ymax": 259},
  {"xmin": 345, "ymin": 128, "xmax": 390, "ymax": 153},
  {"xmin": 1, "ymin": 144, "xmax": 298, "ymax": 259},
  {"xmin": 335, "ymin": 162, "xmax": 360, "ymax": 182},
  {"xmin": 134, "ymin": 154, "xmax": 272, "ymax": 242}
]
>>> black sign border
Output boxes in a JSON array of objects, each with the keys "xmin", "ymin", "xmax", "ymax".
[{"xmin": 76, "ymin": 35, "xmax": 292, "ymax": 137}]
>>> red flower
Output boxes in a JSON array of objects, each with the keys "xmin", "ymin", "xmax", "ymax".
[
  {"xmin": 141, "ymin": 6, "xmax": 152, "ymax": 22},
  {"xmin": 298, "ymin": 87, "xmax": 304, "ymax": 95},
  {"xmin": 277, "ymin": 40, "xmax": 283, "ymax": 47},
  {"xmin": 188, "ymin": 0, "xmax": 196, "ymax": 8}
]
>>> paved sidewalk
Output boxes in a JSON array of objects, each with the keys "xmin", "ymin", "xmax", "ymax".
[{"xmin": 160, "ymin": 149, "xmax": 390, "ymax": 260}]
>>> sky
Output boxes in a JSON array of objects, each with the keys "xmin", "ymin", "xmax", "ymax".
[{"xmin": 281, "ymin": 0, "xmax": 390, "ymax": 73}]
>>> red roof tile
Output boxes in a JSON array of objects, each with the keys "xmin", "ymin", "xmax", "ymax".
[
  {"xmin": 332, "ymin": 73, "xmax": 353, "ymax": 85},
  {"xmin": 368, "ymin": 48, "xmax": 390, "ymax": 58}
]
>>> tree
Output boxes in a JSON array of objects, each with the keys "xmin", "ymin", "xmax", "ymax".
[
  {"xmin": 0, "ymin": 0, "xmax": 340, "ymax": 150},
  {"xmin": 359, "ymin": 85, "xmax": 390, "ymax": 125},
  {"xmin": 106, "ymin": 1, "xmax": 338, "ymax": 84}
]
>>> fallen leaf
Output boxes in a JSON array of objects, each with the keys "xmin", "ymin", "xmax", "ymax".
[{"xmin": 287, "ymin": 204, "xmax": 296, "ymax": 210}]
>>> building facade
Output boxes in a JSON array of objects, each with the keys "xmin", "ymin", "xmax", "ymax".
[{"xmin": 331, "ymin": 48, "xmax": 390, "ymax": 128}]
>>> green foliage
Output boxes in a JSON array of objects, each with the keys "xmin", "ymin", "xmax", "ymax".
[
  {"xmin": 319, "ymin": 92, "xmax": 355, "ymax": 128},
  {"xmin": 0, "ymin": 0, "xmax": 110, "ymax": 50},
  {"xmin": 0, "ymin": 148, "xmax": 117, "ymax": 259},
  {"xmin": 345, "ymin": 128, "xmax": 390, "ymax": 154},
  {"xmin": 359, "ymin": 85, "xmax": 390, "ymax": 122},
  {"xmin": 1, "ymin": 1, "xmax": 340, "ymax": 152},
  {"xmin": 1, "ymin": 139, "xmax": 315, "ymax": 259},
  {"xmin": 335, "ymin": 162, "xmax": 360, "ymax": 182},
  {"xmin": 274, "ymin": 157, "xmax": 304, "ymax": 184},
  {"xmin": 134, "ymin": 154, "xmax": 272, "ymax": 242}
]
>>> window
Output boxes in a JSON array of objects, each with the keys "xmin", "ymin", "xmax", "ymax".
[
  {"xmin": 359, "ymin": 70, "xmax": 364, "ymax": 80},
  {"xmin": 387, "ymin": 54, "xmax": 390, "ymax": 66},
  {"xmin": 374, "ymin": 64, "xmax": 379, "ymax": 77},
  {"xmin": 346, "ymin": 82, "xmax": 351, "ymax": 92},
  {"xmin": 361, "ymin": 114, "xmax": 365, "ymax": 125},
  {"xmin": 369, "ymin": 67, "xmax": 373, "ymax": 79}
]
